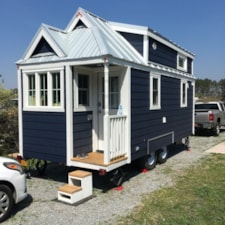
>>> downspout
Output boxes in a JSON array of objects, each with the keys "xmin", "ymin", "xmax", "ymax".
[{"xmin": 104, "ymin": 62, "xmax": 110, "ymax": 164}]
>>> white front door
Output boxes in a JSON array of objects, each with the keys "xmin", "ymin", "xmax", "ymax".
[{"xmin": 97, "ymin": 73, "xmax": 120, "ymax": 151}]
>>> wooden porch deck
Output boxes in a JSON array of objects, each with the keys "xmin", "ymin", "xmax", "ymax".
[{"xmin": 71, "ymin": 152, "xmax": 127, "ymax": 166}]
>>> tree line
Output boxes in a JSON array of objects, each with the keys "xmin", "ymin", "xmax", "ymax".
[{"xmin": 195, "ymin": 78, "xmax": 225, "ymax": 101}]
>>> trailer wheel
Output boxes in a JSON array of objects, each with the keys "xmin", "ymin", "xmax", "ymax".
[
  {"xmin": 35, "ymin": 160, "xmax": 47, "ymax": 175},
  {"xmin": 144, "ymin": 152, "xmax": 157, "ymax": 170},
  {"xmin": 110, "ymin": 168, "xmax": 125, "ymax": 187},
  {"xmin": 157, "ymin": 147, "xmax": 168, "ymax": 164}
]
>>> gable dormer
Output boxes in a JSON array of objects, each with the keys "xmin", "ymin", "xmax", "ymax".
[
  {"xmin": 23, "ymin": 24, "xmax": 66, "ymax": 60},
  {"xmin": 72, "ymin": 20, "xmax": 87, "ymax": 30},
  {"xmin": 65, "ymin": 7, "xmax": 93, "ymax": 32},
  {"xmin": 31, "ymin": 37, "xmax": 55, "ymax": 57}
]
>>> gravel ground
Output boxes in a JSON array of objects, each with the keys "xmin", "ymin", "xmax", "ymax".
[{"xmin": 3, "ymin": 132, "xmax": 225, "ymax": 225}]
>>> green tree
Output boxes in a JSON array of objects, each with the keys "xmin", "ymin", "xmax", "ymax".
[
  {"xmin": 218, "ymin": 79, "xmax": 225, "ymax": 101},
  {"xmin": 0, "ymin": 85, "xmax": 18, "ymax": 151}
]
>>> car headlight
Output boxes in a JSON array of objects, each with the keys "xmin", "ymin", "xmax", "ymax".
[{"xmin": 3, "ymin": 162, "xmax": 24, "ymax": 174}]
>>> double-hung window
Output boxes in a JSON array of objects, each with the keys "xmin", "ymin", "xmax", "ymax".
[
  {"xmin": 40, "ymin": 73, "xmax": 48, "ymax": 106},
  {"xmin": 28, "ymin": 74, "xmax": 36, "ymax": 106},
  {"xmin": 150, "ymin": 73, "xmax": 161, "ymax": 110},
  {"xmin": 24, "ymin": 70, "xmax": 63, "ymax": 111},
  {"xmin": 52, "ymin": 73, "xmax": 61, "ymax": 106},
  {"xmin": 180, "ymin": 80, "xmax": 188, "ymax": 107}
]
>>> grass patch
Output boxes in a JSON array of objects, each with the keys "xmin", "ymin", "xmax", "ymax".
[{"xmin": 117, "ymin": 154, "xmax": 225, "ymax": 225}]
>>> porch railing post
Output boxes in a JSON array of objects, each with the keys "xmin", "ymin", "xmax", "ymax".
[{"xmin": 104, "ymin": 63, "xmax": 110, "ymax": 164}]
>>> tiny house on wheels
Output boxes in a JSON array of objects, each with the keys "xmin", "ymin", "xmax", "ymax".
[{"xmin": 17, "ymin": 7, "xmax": 195, "ymax": 185}]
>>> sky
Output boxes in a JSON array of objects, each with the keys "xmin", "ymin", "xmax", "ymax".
[{"xmin": 0, "ymin": 0, "xmax": 224, "ymax": 89}]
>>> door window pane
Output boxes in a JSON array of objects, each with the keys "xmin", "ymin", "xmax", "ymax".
[
  {"xmin": 110, "ymin": 77, "xmax": 119, "ymax": 109},
  {"xmin": 78, "ymin": 74, "xmax": 89, "ymax": 106},
  {"xmin": 102, "ymin": 76, "xmax": 119, "ymax": 109}
]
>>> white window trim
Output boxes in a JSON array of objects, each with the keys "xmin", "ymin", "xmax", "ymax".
[
  {"xmin": 74, "ymin": 72, "xmax": 93, "ymax": 111},
  {"xmin": 23, "ymin": 69, "xmax": 64, "ymax": 112},
  {"xmin": 177, "ymin": 54, "xmax": 187, "ymax": 72},
  {"xmin": 150, "ymin": 73, "xmax": 161, "ymax": 110},
  {"xmin": 180, "ymin": 80, "xmax": 188, "ymax": 108}
]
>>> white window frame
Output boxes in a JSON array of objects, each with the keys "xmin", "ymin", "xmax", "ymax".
[
  {"xmin": 74, "ymin": 72, "xmax": 93, "ymax": 111},
  {"xmin": 177, "ymin": 54, "xmax": 187, "ymax": 72},
  {"xmin": 180, "ymin": 80, "xmax": 188, "ymax": 108},
  {"xmin": 23, "ymin": 69, "xmax": 64, "ymax": 112},
  {"xmin": 150, "ymin": 73, "xmax": 161, "ymax": 110}
]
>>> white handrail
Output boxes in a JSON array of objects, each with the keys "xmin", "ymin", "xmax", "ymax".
[{"xmin": 108, "ymin": 115, "xmax": 127, "ymax": 161}]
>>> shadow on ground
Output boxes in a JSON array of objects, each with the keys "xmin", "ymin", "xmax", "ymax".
[{"xmin": 26, "ymin": 142, "xmax": 189, "ymax": 193}]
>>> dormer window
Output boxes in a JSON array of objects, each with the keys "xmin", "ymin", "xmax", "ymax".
[{"xmin": 177, "ymin": 54, "xmax": 187, "ymax": 72}]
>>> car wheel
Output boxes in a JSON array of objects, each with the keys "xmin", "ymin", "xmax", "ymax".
[
  {"xmin": 157, "ymin": 147, "xmax": 168, "ymax": 164},
  {"xmin": 213, "ymin": 124, "xmax": 220, "ymax": 136},
  {"xmin": 145, "ymin": 152, "xmax": 157, "ymax": 170},
  {"xmin": 0, "ymin": 185, "xmax": 14, "ymax": 222}
]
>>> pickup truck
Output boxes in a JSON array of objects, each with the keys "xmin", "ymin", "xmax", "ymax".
[{"xmin": 195, "ymin": 101, "xmax": 225, "ymax": 136}]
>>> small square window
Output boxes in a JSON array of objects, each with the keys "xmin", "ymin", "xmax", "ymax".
[{"xmin": 177, "ymin": 54, "xmax": 187, "ymax": 71}]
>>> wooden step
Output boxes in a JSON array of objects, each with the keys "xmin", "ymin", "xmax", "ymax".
[
  {"xmin": 69, "ymin": 170, "xmax": 92, "ymax": 178},
  {"xmin": 58, "ymin": 184, "xmax": 82, "ymax": 194}
]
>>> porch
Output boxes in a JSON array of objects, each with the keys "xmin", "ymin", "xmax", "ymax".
[{"xmin": 71, "ymin": 114, "xmax": 129, "ymax": 171}]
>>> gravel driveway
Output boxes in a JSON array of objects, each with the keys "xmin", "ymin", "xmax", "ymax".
[{"xmin": 3, "ymin": 132, "xmax": 225, "ymax": 225}]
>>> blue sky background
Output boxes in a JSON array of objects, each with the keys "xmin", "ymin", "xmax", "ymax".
[{"xmin": 0, "ymin": 0, "xmax": 224, "ymax": 88}]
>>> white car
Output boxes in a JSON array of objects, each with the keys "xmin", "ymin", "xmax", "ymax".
[{"xmin": 0, "ymin": 156, "xmax": 28, "ymax": 222}]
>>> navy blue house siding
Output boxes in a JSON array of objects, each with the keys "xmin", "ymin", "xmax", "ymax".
[
  {"xmin": 22, "ymin": 112, "xmax": 67, "ymax": 163},
  {"xmin": 73, "ymin": 111, "xmax": 92, "ymax": 156},
  {"xmin": 131, "ymin": 69, "xmax": 193, "ymax": 161},
  {"xmin": 119, "ymin": 32, "xmax": 143, "ymax": 56},
  {"xmin": 149, "ymin": 38, "xmax": 177, "ymax": 68}
]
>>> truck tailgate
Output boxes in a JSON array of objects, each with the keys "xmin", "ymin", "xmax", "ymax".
[{"xmin": 195, "ymin": 110, "xmax": 210, "ymax": 124}]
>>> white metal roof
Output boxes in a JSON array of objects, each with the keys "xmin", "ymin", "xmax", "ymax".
[
  {"xmin": 17, "ymin": 7, "xmax": 194, "ymax": 66},
  {"xmin": 18, "ymin": 7, "xmax": 146, "ymax": 65}
]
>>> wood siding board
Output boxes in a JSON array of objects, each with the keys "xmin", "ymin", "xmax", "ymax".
[
  {"xmin": 130, "ymin": 69, "xmax": 193, "ymax": 161},
  {"xmin": 22, "ymin": 111, "xmax": 66, "ymax": 163},
  {"xmin": 149, "ymin": 38, "xmax": 177, "ymax": 68},
  {"xmin": 73, "ymin": 111, "xmax": 93, "ymax": 155},
  {"xmin": 119, "ymin": 32, "xmax": 143, "ymax": 56}
]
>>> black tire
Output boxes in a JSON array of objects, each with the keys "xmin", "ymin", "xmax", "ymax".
[
  {"xmin": 157, "ymin": 147, "xmax": 168, "ymax": 164},
  {"xmin": 0, "ymin": 185, "xmax": 14, "ymax": 222},
  {"xmin": 144, "ymin": 152, "xmax": 157, "ymax": 170},
  {"xmin": 213, "ymin": 124, "xmax": 220, "ymax": 136},
  {"xmin": 36, "ymin": 160, "xmax": 47, "ymax": 175}
]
